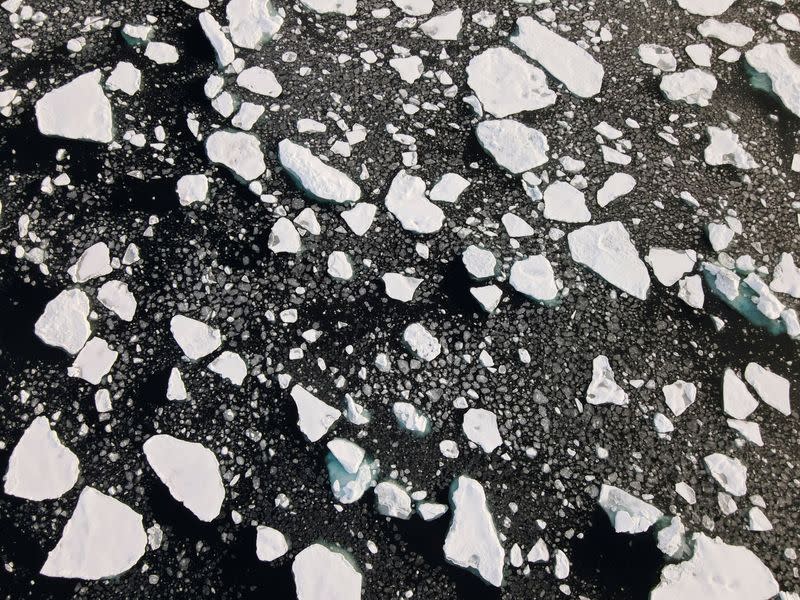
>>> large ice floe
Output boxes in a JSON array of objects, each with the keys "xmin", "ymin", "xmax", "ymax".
[
  {"xmin": 292, "ymin": 543, "xmax": 362, "ymax": 600},
  {"xmin": 35, "ymin": 70, "xmax": 113, "ymax": 143},
  {"xmin": 744, "ymin": 43, "xmax": 800, "ymax": 118}
]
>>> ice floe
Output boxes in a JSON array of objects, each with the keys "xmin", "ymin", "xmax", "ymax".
[
  {"xmin": 745, "ymin": 43, "xmax": 800, "ymax": 118},
  {"xmin": 68, "ymin": 337, "xmax": 118, "ymax": 384},
  {"xmin": 292, "ymin": 544, "xmax": 362, "ymax": 600},
  {"xmin": 475, "ymin": 119, "xmax": 549, "ymax": 174},
  {"xmin": 509, "ymin": 255, "xmax": 559, "ymax": 302},
  {"xmin": 586, "ymin": 355, "xmax": 629, "ymax": 406},
  {"xmin": 646, "ymin": 248, "xmax": 696, "ymax": 287},
  {"xmin": 206, "ymin": 130, "xmax": 266, "ymax": 180},
  {"xmin": 704, "ymin": 452, "xmax": 747, "ymax": 496},
  {"xmin": 543, "ymin": 181, "xmax": 591, "ymax": 223},
  {"xmin": 596, "ymin": 173, "xmax": 636, "ymax": 208},
  {"xmin": 385, "ymin": 170, "xmax": 444, "ymax": 234},
  {"xmin": 256, "ymin": 526, "xmax": 289, "ymax": 561},
  {"xmin": 291, "ymin": 385, "xmax": 341, "ymax": 442},
  {"xmin": 744, "ymin": 362, "xmax": 791, "ymax": 416},
  {"xmin": 660, "ymin": 69, "xmax": 717, "ymax": 107},
  {"xmin": 227, "ymin": 0, "xmax": 283, "ymax": 49},
  {"xmin": 462, "ymin": 408, "xmax": 502, "ymax": 452},
  {"xmin": 598, "ymin": 484, "xmax": 663, "ymax": 534},
  {"xmin": 279, "ymin": 139, "xmax": 361, "ymax": 204},
  {"xmin": 170, "ymin": 315, "xmax": 222, "ymax": 360},
  {"xmin": 704, "ymin": 126, "xmax": 757, "ymax": 169},
  {"xmin": 237, "ymin": 66, "xmax": 282, "ymax": 97},
  {"xmin": 375, "ymin": 481, "xmax": 413, "ymax": 519},
  {"xmin": 35, "ymin": 70, "xmax": 112, "ymax": 143}
]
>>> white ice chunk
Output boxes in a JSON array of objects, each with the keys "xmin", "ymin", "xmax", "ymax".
[
  {"xmin": 206, "ymin": 130, "xmax": 266, "ymax": 180},
  {"xmin": 744, "ymin": 362, "xmax": 791, "ymax": 416},
  {"xmin": 144, "ymin": 41, "xmax": 180, "ymax": 64},
  {"xmin": 392, "ymin": 401, "xmax": 429, "ymax": 434},
  {"xmin": 237, "ymin": 66, "xmax": 282, "ymax": 97},
  {"xmin": 382, "ymin": 272, "xmax": 422, "ymax": 302},
  {"xmin": 68, "ymin": 337, "xmax": 118, "ymax": 384},
  {"xmin": 470, "ymin": 285, "xmax": 503, "ymax": 313},
  {"xmin": 678, "ymin": 274, "xmax": 705, "ymax": 309},
  {"xmin": 646, "ymin": 248, "xmax": 696, "ymax": 287},
  {"xmin": 475, "ymin": 119, "xmax": 548, "ymax": 174},
  {"xmin": 598, "ymin": 484, "xmax": 663, "ymax": 534},
  {"xmin": 403, "ymin": 322, "xmax": 441, "ymax": 361},
  {"xmin": 176, "ymin": 174, "xmax": 209, "ymax": 206},
  {"xmin": 389, "ymin": 55, "xmax": 424, "ymax": 83},
  {"xmin": 662, "ymin": 380, "xmax": 697, "ymax": 417},
  {"xmin": 676, "ymin": 0, "xmax": 735, "ymax": 16},
  {"xmin": 170, "ymin": 315, "xmax": 222, "ymax": 360},
  {"xmin": 745, "ymin": 43, "xmax": 800, "ymax": 118},
  {"xmin": 462, "ymin": 245, "xmax": 496, "ymax": 280},
  {"xmin": 278, "ymin": 139, "xmax": 361, "ymax": 204},
  {"xmin": 420, "ymin": 8, "xmax": 463, "ymax": 40},
  {"xmin": 543, "ymin": 181, "xmax": 590, "ymax": 223},
  {"xmin": 392, "ymin": 0, "xmax": 431, "ymax": 16},
  {"xmin": 35, "ymin": 70, "xmax": 112, "ymax": 143},
  {"xmin": 268, "ymin": 217, "xmax": 302, "ymax": 254},
  {"xmin": 638, "ymin": 44, "xmax": 676, "ymax": 72},
  {"xmin": 704, "ymin": 126, "xmax": 756, "ymax": 169},
  {"xmin": 375, "ymin": 481, "xmax": 413, "ymax": 519},
  {"xmin": 167, "ymin": 367, "xmax": 188, "ymax": 401},
  {"xmin": 227, "ymin": 0, "xmax": 283, "ymax": 49},
  {"xmin": 770, "ymin": 253, "xmax": 800, "ymax": 298},
  {"xmin": 429, "ymin": 173, "xmax": 470, "ymax": 203},
  {"xmin": 208, "ymin": 350, "xmax": 247, "ymax": 385},
  {"xmin": 199, "ymin": 11, "xmax": 235, "ymax": 66},
  {"xmin": 418, "ymin": 502, "xmax": 448, "ymax": 521},
  {"xmin": 596, "ymin": 173, "xmax": 636, "ymax": 207},
  {"xmin": 291, "ymin": 385, "xmax": 341, "ymax": 442},
  {"xmin": 385, "ymin": 169, "xmax": 444, "ymax": 234},
  {"xmin": 698, "ymin": 18, "xmax": 754, "ymax": 47},
  {"xmin": 704, "ymin": 452, "xmax": 747, "ymax": 496},
  {"xmin": 586, "ymin": 355, "xmax": 629, "ymax": 406},
  {"xmin": 97, "ymin": 280, "xmax": 136, "ymax": 321},
  {"xmin": 292, "ymin": 544, "xmax": 362, "ymax": 600},
  {"xmin": 462, "ymin": 408, "xmax": 502, "ymax": 453},
  {"xmin": 327, "ymin": 251, "xmax": 353, "ymax": 280},
  {"xmin": 256, "ymin": 526, "xmax": 289, "ymax": 561},
  {"xmin": 326, "ymin": 438, "xmax": 365, "ymax": 474},
  {"xmin": 68, "ymin": 242, "xmax": 112, "ymax": 283},
  {"xmin": 660, "ymin": 69, "xmax": 717, "ymax": 106},
  {"xmin": 35, "ymin": 289, "xmax": 91, "ymax": 354},
  {"xmin": 723, "ymin": 368, "xmax": 758, "ymax": 419},
  {"xmin": 509, "ymin": 255, "xmax": 558, "ymax": 302},
  {"xmin": 341, "ymin": 203, "xmax": 377, "ymax": 236},
  {"xmin": 106, "ymin": 61, "xmax": 141, "ymax": 96}
]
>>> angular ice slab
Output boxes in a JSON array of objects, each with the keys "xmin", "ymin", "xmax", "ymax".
[
  {"xmin": 35, "ymin": 289, "xmax": 92, "ymax": 354},
  {"xmin": 279, "ymin": 139, "xmax": 361, "ymax": 204},
  {"xmin": 35, "ymin": 70, "xmax": 113, "ymax": 143},
  {"xmin": 293, "ymin": 544, "xmax": 362, "ymax": 600},
  {"xmin": 598, "ymin": 484, "xmax": 663, "ymax": 534},
  {"xmin": 475, "ymin": 119, "xmax": 549, "ymax": 174},
  {"xmin": 744, "ymin": 43, "xmax": 800, "ymax": 118},
  {"xmin": 444, "ymin": 476, "xmax": 505, "ymax": 587}
]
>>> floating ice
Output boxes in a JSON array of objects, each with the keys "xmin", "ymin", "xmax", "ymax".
[
  {"xmin": 292, "ymin": 544, "xmax": 362, "ymax": 600},
  {"xmin": 4, "ymin": 416, "xmax": 79, "ymax": 501},
  {"xmin": 568, "ymin": 221, "xmax": 651, "ymax": 300},
  {"xmin": 663, "ymin": 380, "xmax": 697, "ymax": 417},
  {"xmin": 770, "ymin": 253, "xmax": 800, "ymax": 297},
  {"xmin": 176, "ymin": 174, "xmax": 209, "ymax": 206},
  {"xmin": 35, "ymin": 70, "xmax": 112, "ymax": 143},
  {"xmin": 678, "ymin": 275, "xmax": 704, "ymax": 309},
  {"xmin": 106, "ymin": 61, "xmax": 141, "ymax": 96},
  {"xmin": 657, "ymin": 516, "xmax": 689, "ymax": 559},
  {"xmin": 269, "ymin": 217, "xmax": 302, "ymax": 254},
  {"xmin": 697, "ymin": 19, "xmax": 754, "ymax": 47},
  {"xmin": 35, "ymin": 289, "xmax": 91, "ymax": 354},
  {"xmin": 389, "ymin": 55, "xmax": 424, "ymax": 83},
  {"xmin": 462, "ymin": 245, "xmax": 496, "ymax": 280},
  {"xmin": 68, "ymin": 337, "xmax": 118, "ymax": 384},
  {"xmin": 392, "ymin": 0, "xmax": 432, "ymax": 16},
  {"xmin": 68, "ymin": 241, "xmax": 112, "ymax": 283},
  {"xmin": 392, "ymin": 401, "xmax": 430, "ymax": 435},
  {"xmin": 385, "ymin": 170, "xmax": 444, "ymax": 234},
  {"xmin": 444, "ymin": 476, "xmax": 505, "ymax": 587},
  {"xmin": 638, "ymin": 44, "xmax": 676, "ymax": 72},
  {"xmin": 167, "ymin": 367, "xmax": 188, "ymax": 401},
  {"xmin": 199, "ymin": 11, "xmax": 235, "ymax": 66},
  {"xmin": 745, "ymin": 44, "xmax": 800, "ymax": 118},
  {"xmin": 382, "ymin": 273, "xmax": 422, "ymax": 302},
  {"xmin": 418, "ymin": 502, "xmax": 448, "ymax": 521},
  {"xmin": 144, "ymin": 41, "xmax": 180, "ymax": 64},
  {"xmin": 728, "ymin": 418, "xmax": 763, "ymax": 446},
  {"xmin": 375, "ymin": 481, "xmax": 413, "ymax": 519},
  {"xmin": 170, "ymin": 315, "xmax": 222, "ymax": 360},
  {"xmin": 543, "ymin": 181, "xmax": 591, "ymax": 223},
  {"xmin": 660, "ymin": 69, "xmax": 717, "ymax": 106},
  {"xmin": 686, "ymin": 43, "xmax": 712, "ymax": 67},
  {"xmin": 586, "ymin": 355, "xmax": 629, "ymax": 406},
  {"xmin": 598, "ymin": 484, "xmax": 663, "ymax": 534},
  {"xmin": 341, "ymin": 203, "xmax": 377, "ymax": 236},
  {"xmin": 748, "ymin": 507, "xmax": 773, "ymax": 532},
  {"xmin": 502, "ymin": 213, "xmax": 534, "ymax": 237},
  {"xmin": 510, "ymin": 17, "xmax": 604, "ymax": 98},
  {"xmin": 744, "ymin": 362, "xmax": 791, "ymax": 416},
  {"xmin": 237, "ymin": 66, "xmax": 282, "ymax": 97},
  {"xmin": 470, "ymin": 285, "xmax": 503, "ymax": 313},
  {"xmin": 291, "ymin": 385, "xmax": 341, "ymax": 442},
  {"xmin": 509, "ymin": 255, "xmax": 558, "ymax": 302},
  {"xmin": 466, "ymin": 47, "xmax": 556, "ymax": 117},
  {"xmin": 704, "ymin": 452, "xmax": 747, "ymax": 496},
  {"xmin": 144, "ymin": 434, "xmax": 225, "ymax": 521},
  {"xmin": 723, "ymin": 368, "xmax": 759, "ymax": 419},
  {"xmin": 475, "ymin": 119, "xmax": 549, "ymax": 174},
  {"xmin": 462, "ymin": 408, "xmax": 502, "ymax": 453},
  {"xmin": 327, "ymin": 438, "xmax": 365, "ymax": 474},
  {"xmin": 596, "ymin": 173, "xmax": 636, "ymax": 207},
  {"xmin": 40, "ymin": 487, "xmax": 147, "ymax": 580},
  {"xmin": 208, "ymin": 350, "xmax": 247, "ymax": 385},
  {"xmin": 278, "ymin": 139, "xmax": 361, "ymax": 204},
  {"xmin": 227, "ymin": 0, "xmax": 283, "ymax": 49},
  {"xmin": 326, "ymin": 447, "xmax": 377, "ymax": 504},
  {"xmin": 646, "ymin": 248, "xmax": 696, "ymax": 287},
  {"xmin": 403, "ymin": 322, "xmax": 441, "ymax": 361},
  {"xmin": 420, "ymin": 8, "xmax": 463, "ymax": 40},
  {"xmin": 704, "ymin": 126, "xmax": 757, "ymax": 169},
  {"xmin": 527, "ymin": 539, "xmax": 549, "ymax": 563},
  {"xmin": 256, "ymin": 526, "xmax": 289, "ymax": 561},
  {"xmin": 676, "ymin": 0, "xmax": 736, "ymax": 16},
  {"xmin": 429, "ymin": 173, "xmax": 470, "ymax": 203},
  {"xmin": 206, "ymin": 130, "xmax": 266, "ymax": 181}
]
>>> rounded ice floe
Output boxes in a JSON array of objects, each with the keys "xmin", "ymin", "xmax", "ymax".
[
  {"xmin": 236, "ymin": 66, "xmax": 282, "ymax": 97},
  {"xmin": 143, "ymin": 434, "xmax": 226, "ymax": 521},
  {"xmin": 744, "ymin": 362, "xmax": 791, "ymax": 416},
  {"xmin": 206, "ymin": 130, "xmax": 266, "ymax": 181},
  {"xmin": 637, "ymin": 44, "xmax": 676, "ymax": 72},
  {"xmin": 268, "ymin": 217, "xmax": 302, "ymax": 254},
  {"xmin": 35, "ymin": 289, "xmax": 92, "ymax": 354},
  {"xmin": 97, "ymin": 280, "xmax": 137, "ymax": 321},
  {"xmin": 106, "ymin": 61, "xmax": 142, "ymax": 96},
  {"xmin": 278, "ymin": 139, "xmax": 361, "ymax": 204},
  {"xmin": 4, "ymin": 416, "xmax": 79, "ymax": 501},
  {"xmin": 646, "ymin": 248, "xmax": 696, "ymax": 287},
  {"xmin": 170, "ymin": 314, "xmax": 222, "ymax": 360},
  {"xmin": 40, "ymin": 487, "xmax": 147, "ymax": 580},
  {"xmin": 418, "ymin": 502, "xmax": 448, "ymax": 521},
  {"xmin": 586, "ymin": 355, "xmax": 629, "ymax": 406},
  {"xmin": 509, "ymin": 255, "xmax": 558, "ymax": 302},
  {"xmin": 382, "ymin": 273, "xmax": 422, "ymax": 302},
  {"xmin": 662, "ymin": 380, "xmax": 697, "ymax": 417},
  {"xmin": 596, "ymin": 172, "xmax": 636, "ymax": 207},
  {"xmin": 328, "ymin": 251, "xmax": 354, "ymax": 280},
  {"xmin": 770, "ymin": 252, "xmax": 800, "ymax": 298},
  {"xmin": 704, "ymin": 452, "xmax": 747, "ymax": 496},
  {"xmin": 462, "ymin": 408, "xmax": 502, "ymax": 453},
  {"xmin": 651, "ymin": 533, "xmax": 778, "ymax": 600},
  {"xmin": 290, "ymin": 384, "xmax": 341, "ymax": 442},
  {"xmin": 341, "ymin": 202, "xmax": 377, "ymax": 236},
  {"xmin": 510, "ymin": 16, "xmax": 604, "ymax": 98},
  {"xmin": 475, "ymin": 119, "xmax": 549, "ymax": 174},
  {"xmin": 68, "ymin": 241, "xmax": 112, "ymax": 283},
  {"xmin": 420, "ymin": 8, "xmax": 463, "ymax": 40},
  {"xmin": 543, "ymin": 181, "xmax": 591, "ymax": 223},
  {"xmin": 462, "ymin": 245, "xmax": 496, "ymax": 280},
  {"xmin": 392, "ymin": 401, "xmax": 430, "ymax": 435},
  {"xmin": 176, "ymin": 174, "xmax": 209, "ymax": 206},
  {"xmin": 227, "ymin": 0, "xmax": 283, "ymax": 49},
  {"xmin": 256, "ymin": 526, "xmax": 289, "ymax": 561},
  {"xmin": 292, "ymin": 544, "xmax": 362, "ymax": 600},
  {"xmin": 676, "ymin": 0, "xmax": 736, "ymax": 16},
  {"xmin": 443, "ymin": 476, "xmax": 505, "ymax": 587},
  {"xmin": 598, "ymin": 484, "xmax": 663, "ymax": 534},
  {"xmin": 207, "ymin": 350, "xmax": 247, "ymax": 385},
  {"xmin": 35, "ymin": 70, "xmax": 113, "ymax": 143},
  {"xmin": 68, "ymin": 337, "xmax": 118, "ymax": 384},
  {"xmin": 374, "ymin": 481, "xmax": 413, "ymax": 519},
  {"xmin": 744, "ymin": 43, "xmax": 800, "ymax": 119},
  {"xmin": 466, "ymin": 47, "xmax": 556, "ymax": 118},
  {"xmin": 385, "ymin": 170, "xmax": 444, "ymax": 234},
  {"xmin": 144, "ymin": 41, "xmax": 180, "ymax": 64},
  {"xmin": 402, "ymin": 322, "xmax": 441, "ymax": 361},
  {"xmin": 660, "ymin": 69, "xmax": 717, "ymax": 107}
]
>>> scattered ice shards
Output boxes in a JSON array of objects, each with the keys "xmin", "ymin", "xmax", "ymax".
[
  {"xmin": 510, "ymin": 16, "xmax": 604, "ymax": 98},
  {"xmin": 35, "ymin": 289, "xmax": 92, "ymax": 354},
  {"xmin": 170, "ymin": 315, "xmax": 222, "ymax": 360},
  {"xmin": 466, "ymin": 47, "xmax": 555, "ymax": 118},
  {"xmin": 291, "ymin": 385, "xmax": 341, "ymax": 442},
  {"xmin": 144, "ymin": 434, "xmax": 225, "ymax": 521},
  {"xmin": 462, "ymin": 408, "xmax": 502, "ymax": 453},
  {"xmin": 638, "ymin": 44, "xmax": 676, "ymax": 72},
  {"xmin": 697, "ymin": 18, "xmax": 754, "ymax": 47},
  {"xmin": 106, "ymin": 61, "xmax": 141, "ymax": 96},
  {"xmin": 293, "ymin": 547, "xmax": 364, "ymax": 600},
  {"xmin": 596, "ymin": 173, "xmax": 636, "ymax": 207},
  {"xmin": 68, "ymin": 337, "xmax": 118, "ymax": 384},
  {"xmin": 256, "ymin": 526, "xmax": 289, "ymax": 561},
  {"xmin": 650, "ymin": 533, "xmax": 778, "ymax": 600},
  {"xmin": 382, "ymin": 273, "xmax": 422, "ymax": 302},
  {"xmin": 384, "ymin": 170, "xmax": 444, "ymax": 234},
  {"xmin": 40, "ymin": 487, "xmax": 147, "ymax": 580},
  {"xmin": 704, "ymin": 127, "xmax": 757, "ymax": 169},
  {"xmin": 144, "ymin": 41, "xmax": 180, "ymax": 64},
  {"xmin": 704, "ymin": 452, "xmax": 747, "ymax": 496},
  {"xmin": 676, "ymin": 0, "xmax": 736, "ymax": 17},
  {"xmin": 389, "ymin": 55, "xmax": 424, "ymax": 83},
  {"xmin": 167, "ymin": 367, "xmax": 188, "ymax": 401},
  {"xmin": 208, "ymin": 350, "xmax": 247, "ymax": 385},
  {"xmin": 227, "ymin": 0, "xmax": 283, "ymax": 49},
  {"xmin": 206, "ymin": 130, "xmax": 266, "ymax": 181},
  {"xmin": 509, "ymin": 255, "xmax": 558, "ymax": 302},
  {"xmin": 586, "ymin": 355, "xmax": 629, "ymax": 406},
  {"xmin": 278, "ymin": 139, "xmax": 361, "ymax": 204},
  {"xmin": 744, "ymin": 362, "xmax": 791, "ymax": 416},
  {"xmin": 678, "ymin": 275, "xmax": 705, "ymax": 309},
  {"xmin": 429, "ymin": 173, "xmax": 469, "ymax": 203},
  {"xmin": 374, "ymin": 481, "xmax": 413, "ymax": 519},
  {"xmin": 462, "ymin": 245, "xmax": 496, "ymax": 281},
  {"xmin": 444, "ymin": 476, "xmax": 505, "ymax": 587},
  {"xmin": 341, "ymin": 202, "xmax": 377, "ymax": 236},
  {"xmin": 4, "ymin": 416, "xmax": 79, "ymax": 501},
  {"xmin": 597, "ymin": 484, "xmax": 663, "ymax": 534},
  {"xmin": 770, "ymin": 253, "xmax": 800, "ymax": 298},
  {"xmin": 67, "ymin": 242, "xmax": 112, "ymax": 283},
  {"xmin": 646, "ymin": 248, "xmax": 696, "ymax": 287},
  {"xmin": 420, "ymin": 8, "xmax": 463, "ymax": 41},
  {"xmin": 269, "ymin": 217, "xmax": 302, "ymax": 254},
  {"xmin": 199, "ymin": 11, "xmax": 235, "ymax": 67},
  {"xmin": 568, "ymin": 221, "xmax": 651, "ymax": 300},
  {"xmin": 663, "ymin": 380, "xmax": 697, "ymax": 417},
  {"xmin": 403, "ymin": 322, "xmax": 441, "ymax": 361},
  {"xmin": 660, "ymin": 69, "xmax": 717, "ymax": 107},
  {"xmin": 35, "ymin": 70, "xmax": 113, "ymax": 143},
  {"xmin": 723, "ymin": 368, "xmax": 759, "ymax": 419},
  {"xmin": 744, "ymin": 44, "xmax": 800, "ymax": 119},
  {"xmin": 475, "ymin": 119, "xmax": 549, "ymax": 174},
  {"xmin": 237, "ymin": 66, "xmax": 282, "ymax": 97},
  {"xmin": 176, "ymin": 174, "xmax": 209, "ymax": 206},
  {"xmin": 543, "ymin": 181, "xmax": 591, "ymax": 223}
]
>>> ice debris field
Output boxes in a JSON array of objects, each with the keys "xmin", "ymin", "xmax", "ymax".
[{"xmin": 0, "ymin": 0, "xmax": 799, "ymax": 598}]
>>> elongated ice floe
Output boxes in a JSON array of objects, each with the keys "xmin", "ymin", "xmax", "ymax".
[
  {"xmin": 660, "ymin": 69, "xmax": 717, "ymax": 107},
  {"xmin": 300, "ymin": 0, "xmax": 356, "ymax": 16},
  {"xmin": 704, "ymin": 452, "xmax": 747, "ymax": 496},
  {"xmin": 68, "ymin": 337, "xmax": 118, "ymax": 384},
  {"xmin": 278, "ymin": 139, "xmax": 361, "ymax": 204},
  {"xmin": 144, "ymin": 434, "xmax": 225, "ymax": 521},
  {"xmin": 199, "ymin": 11, "xmax": 235, "ymax": 66},
  {"xmin": 291, "ymin": 384, "xmax": 341, "ymax": 442},
  {"xmin": 68, "ymin": 241, "xmax": 112, "ymax": 283},
  {"xmin": 510, "ymin": 16, "xmax": 604, "ymax": 98},
  {"xmin": 475, "ymin": 119, "xmax": 549, "ymax": 174},
  {"xmin": 597, "ymin": 172, "xmax": 636, "ymax": 207},
  {"xmin": 206, "ymin": 130, "xmax": 266, "ymax": 181},
  {"xmin": 170, "ymin": 315, "xmax": 222, "ymax": 360},
  {"xmin": 744, "ymin": 362, "xmax": 791, "ymax": 415},
  {"xmin": 385, "ymin": 170, "xmax": 444, "ymax": 234},
  {"xmin": 293, "ymin": 544, "xmax": 362, "ymax": 600},
  {"xmin": 4, "ymin": 416, "xmax": 79, "ymax": 501},
  {"xmin": 568, "ymin": 221, "xmax": 651, "ymax": 300},
  {"xmin": 744, "ymin": 43, "xmax": 800, "ymax": 118},
  {"xmin": 35, "ymin": 289, "xmax": 92, "ymax": 354},
  {"xmin": 227, "ymin": 0, "xmax": 283, "ymax": 49},
  {"xmin": 444, "ymin": 476, "xmax": 505, "ymax": 587},
  {"xmin": 41, "ymin": 487, "xmax": 147, "ymax": 580},
  {"xmin": 723, "ymin": 368, "xmax": 758, "ymax": 419},
  {"xmin": 237, "ymin": 66, "xmax": 282, "ymax": 97},
  {"xmin": 650, "ymin": 533, "xmax": 778, "ymax": 600},
  {"xmin": 35, "ymin": 70, "xmax": 113, "ymax": 143},
  {"xmin": 466, "ymin": 47, "xmax": 555, "ymax": 117},
  {"xmin": 598, "ymin": 484, "xmax": 663, "ymax": 534}
]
